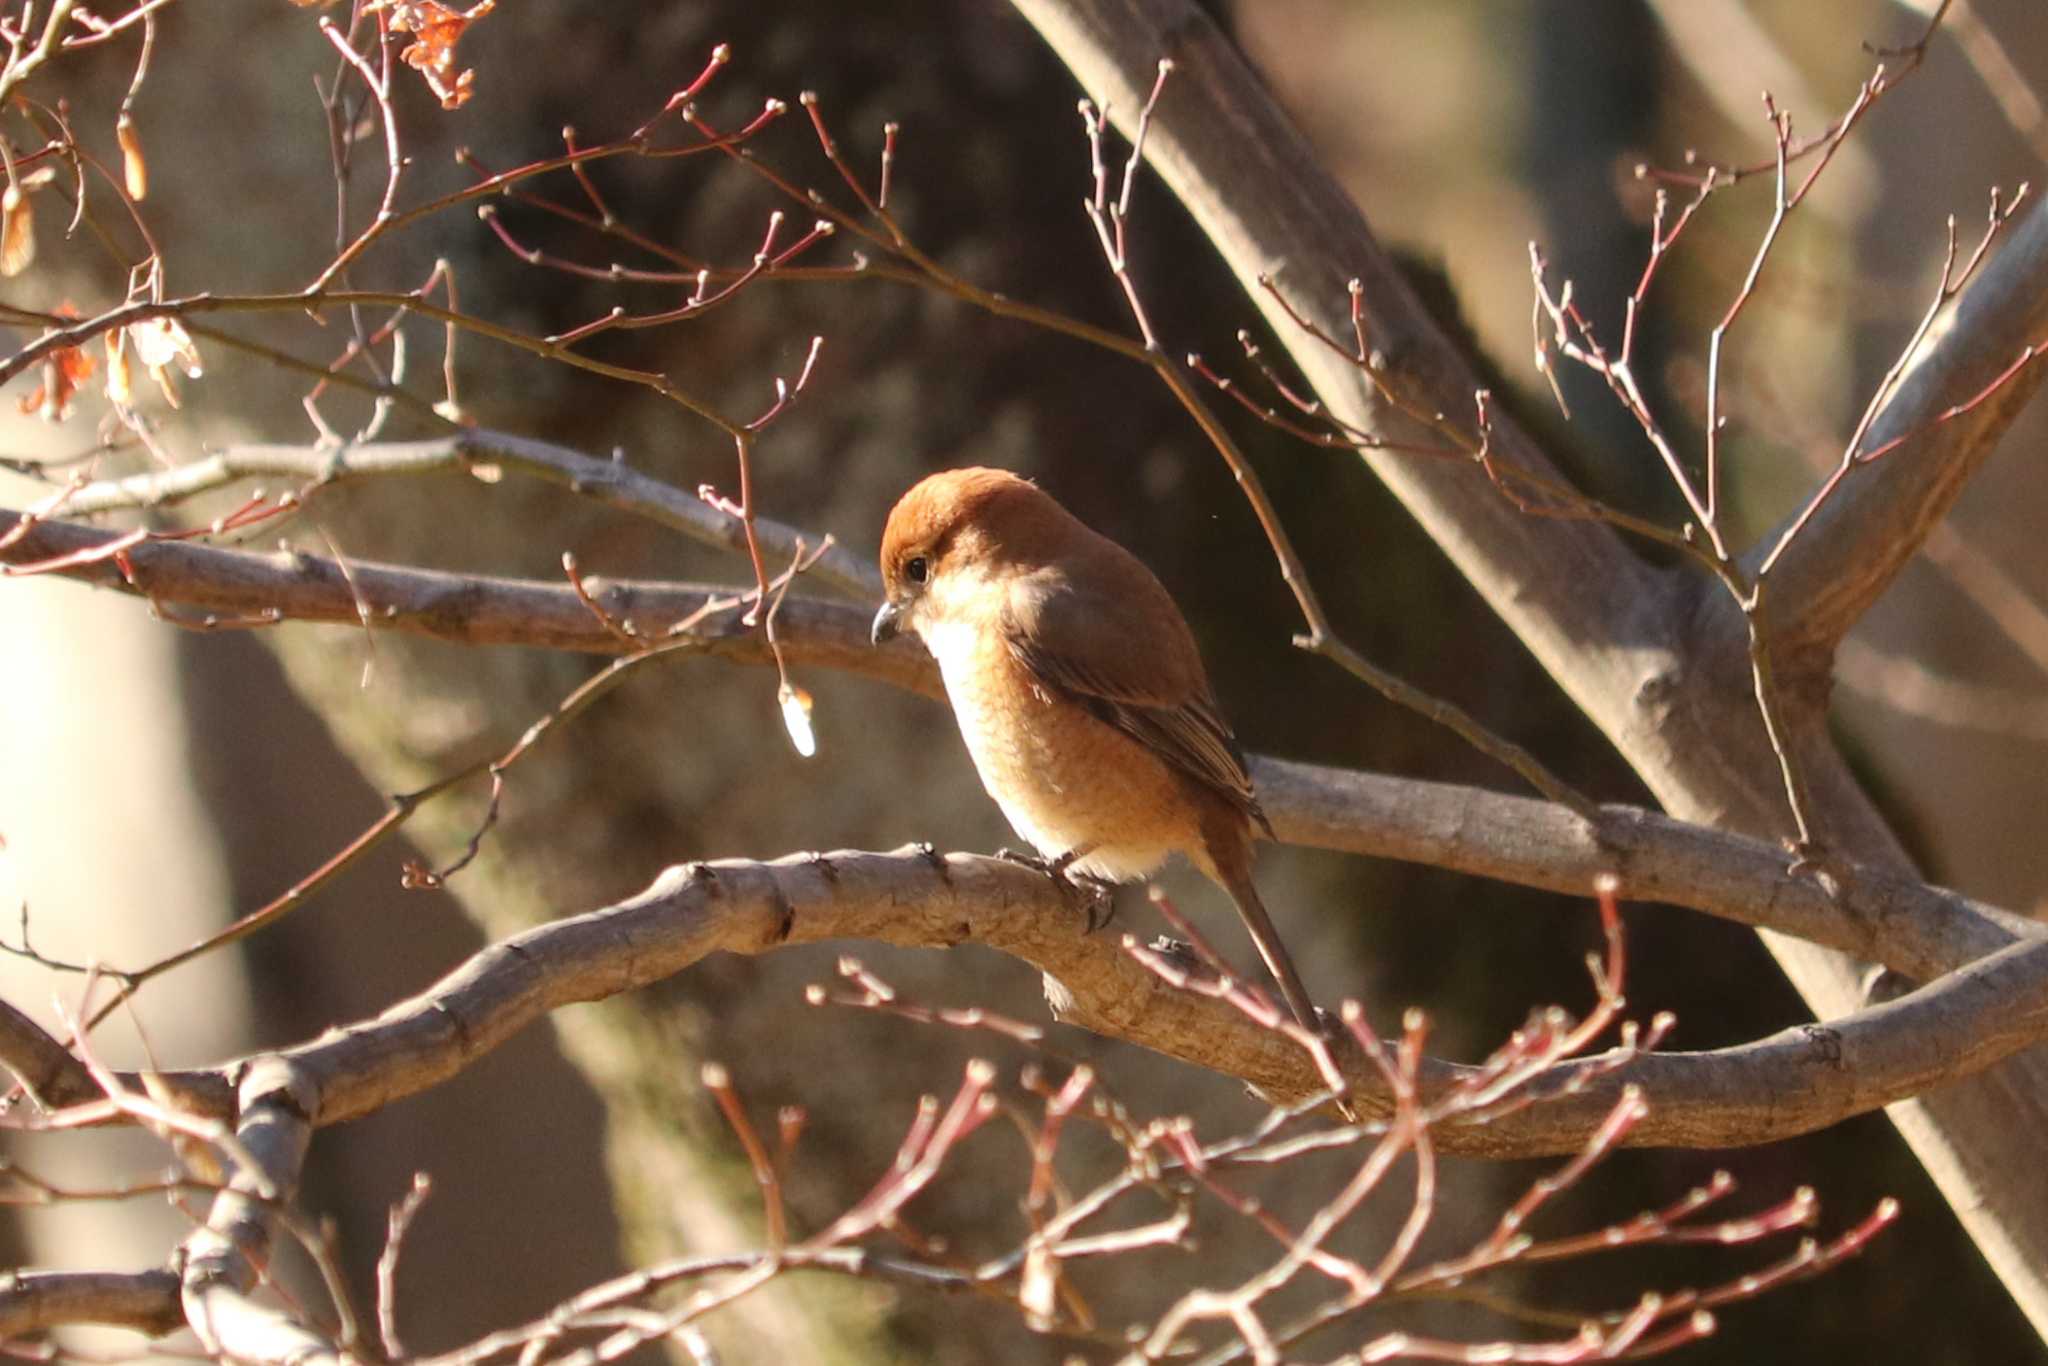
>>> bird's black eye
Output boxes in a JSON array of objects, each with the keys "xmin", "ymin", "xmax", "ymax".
[{"xmin": 905, "ymin": 555, "xmax": 929, "ymax": 584}]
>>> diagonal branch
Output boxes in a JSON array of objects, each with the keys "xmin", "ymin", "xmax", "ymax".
[{"xmin": 1751, "ymin": 197, "xmax": 2048, "ymax": 658}]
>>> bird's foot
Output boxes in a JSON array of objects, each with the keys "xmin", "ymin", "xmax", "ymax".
[{"xmin": 996, "ymin": 846, "xmax": 1118, "ymax": 932}]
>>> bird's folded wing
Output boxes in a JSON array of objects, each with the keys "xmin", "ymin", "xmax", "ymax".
[{"xmin": 1001, "ymin": 584, "xmax": 1266, "ymax": 827}]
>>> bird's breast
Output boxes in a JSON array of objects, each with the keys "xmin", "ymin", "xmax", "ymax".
[{"xmin": 920, "ymin": 616, "xmax": 1196, "ymax": 882}]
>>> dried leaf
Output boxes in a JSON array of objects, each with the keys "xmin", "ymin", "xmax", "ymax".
[
  {"xmin": 116, "ymin": 111, "xmax": 147, "ymax": 201},
  {"xmin": 371, "ymin": 0, "xmax": 496, "ymax": 109},
  {"xmin": 128, "ymin": 316, "xmax": 202, "ymax": 378},
  {"xmin": 19, "ymin": 305, "xmax": 95, "ymax": 422},
  {"xmin": 124, "ymin": 317, "xmax": 202, "ymax": 409},
  {"xmin": 105, "ymin": 327, "xmax": 132, "ymax": 406},
  {"xmin": 1019, "ymin": 1244, "xmax": 1059, "ymax": 1329},
  {"xmin": 778, "ymin": 681, "xmax": 817, "ymax": 758},
  {"xmin": 1, "ymin": 183, "xmax": 34, "ymax": 277}
]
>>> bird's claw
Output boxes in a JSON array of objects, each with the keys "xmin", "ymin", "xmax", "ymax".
[
  {"xmin": 996, "ymin": 845, "xmax": 1058, "ymax": 875},
  {"xmin": 996, "ymin": 847, "xmax": 1117, "ymax": 931},
  {"xmin": 1075, "ymin": 877, "xmax": 1118, "ymax": 933}
]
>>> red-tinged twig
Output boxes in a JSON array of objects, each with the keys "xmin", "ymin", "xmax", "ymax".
[
  {"xmin": 0, "ymin": 0, "xmax": 76, "ymax": 107},
  {"xmin": 1853, "ymin": 332, "xmax": 2047, "ymax": 468},
  {"xmin": 744, "ymin": 333, "xmax": 826, "ymax": 432},
  {"xmin": 58, "ymin": 759, "xmax": 478, "ymax": 1043},
  {"xmin": 0, "ymin": 475, "xmax": 89, "ymax": 554},
  {"xmin": 807, "ymin": 957, "xmax": 1046, "ymax": 1045},
  {"xmin": 1141, "ymin": 1028, "xmax": 1429, "ymax": 1360},
  {"xmin": 0, "ymin": 287, "xmax": 744, "ymax": 429},
  {"xmin": 879, "ymin": 120, "xmax": 899, "ymax": 210},
  {"xmin": 532, "ymin": 213, "xmax": 834, "ymax": 348},
  {"xmin": 701, "ymin": 1062, "xmax": 787, "ymax": 1251},
  {"xmin": 1678, "ymin": 1198, "xmax": 1899, "ymax": 1315},
  {"xmin": 803, "ymin": 1060, "xmax": 999, "ymax": 1250},
  {"xmin": 59, "ymin": 0, "xmax": 177, "ymax": 49},
  {"xmin": 559, "ymin": 127, "xmax": 614, "ymax": 227},
  {"xmin": 799, "ymin": 90, "xmax": 901, "ymax": 244},
  {"xmin": 376, "ymin": 1173, "xmax": 433, "ymax": 1362},
  {"xmin": 1529, "ymin": 245, "xmax": 1733, "ymax": 570},
  {"xmin": 28, "ymin": 97, "xmax": 167, "ymax": 282},
  {"xmin": 55, "ymin": 568, "xmax": 778, "ymax": 1043},
  {"xmin": 1637, "ymin": 1, "xmax": 1948, "ymax": 189},
  {"xmin": 1424, "ymin": 877, "xmax": 1629, "ymax": 1124},
  {"xmin": 307, "ymin": 90, "xmax": 790, "ymax": 293},
  {"xmin": 1014, "ymin": 1062, "xmax": 1107, "ymax": 1328},
  {"xmin": 1138, "ymin": 889, "xmax": 1358, "ymax": 1098},
  {"xmin": 776, "ymin": 1105, "xmax": 806, "ymax": 1169},
  {"xmin": 0, "ymin": 490, "xmax": 293, "ymax": 579},
  {"xmin": 1337, "ymin": 1307, "xmax": 1716, "ymax": 1365},
  {"xmin": 1622, "ymin": 179, "xmax": 1717, "ymax": 362},
  {"xmin": 1076, "ymin": 59, "xmax": 1174, "ymax": 353},
  {"xmin": 1185, "ymin": 347, "xmax": 1462, "ymax": 463},
  {"xmin": 1180, "ymin": 1157, "xmax": 1374, "ymax": 1293},
  {"xmin": 302, "ymin": 258, "xmax": 459, "ymax": 422},
  {"xmin": 1045, "ymin": 1206, "xmax": 1190, "ymax": 1261},
  {"xmin": 1703, "ymin": 80, "xmax": 1880, "ymax": 527},
  {"xmin": 475, "ymin": 198, "xmax": 714, "ymax": 283},
  {"xmin": 1757, "ymin": 183, "xmax": 2033, "ymax": 578},
  {"xmin": 411, "ymin": 604, "xmax": 744, "ymax": 888},
  {"xmin": 1249, "ymin": 272, "xmax": 1695, "ymax": 559},
  {"xmin": 36, "ymin": 986, "xmax": 263, "ymax": 1186},
  {"xmin": 1407, "ymin": 1086, "xmax": 1650, "ymax": 1290},
  {"xmin": 563, "ymin": 551, "xmax": 642, "ymax": 647},
  {"xmin": 1024, "ymin": 1064, "xmax": 1093, "ymax": 1211},
  {"xmin": 631, "ymin": 43, "xmax": 731, "ymax": 143},
  {"xmin": 1139, "ymin": 886, "xmax": 1263, "ymax": 1003},
  {"xmin": 115, "ymin": 1, "xmax": 155, "ymax": 114},
  {"xmin": 319, "ymin": 17, "xmax": 404, "ymax": 278}
]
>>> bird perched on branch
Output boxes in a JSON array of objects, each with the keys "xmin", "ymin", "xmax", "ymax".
[{"xmin": 871, "ymin": 467, "xmax": 1321, "ymax": 1031}]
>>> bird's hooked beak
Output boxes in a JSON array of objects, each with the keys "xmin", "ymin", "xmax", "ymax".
[{"xmin": 870, "ymin": 598, "xmax": 905, "ymax": 646}]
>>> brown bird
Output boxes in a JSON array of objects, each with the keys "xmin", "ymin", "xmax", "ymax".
[{"xmin": 871, "ymin": 467, "xmax": 1321, "ymax": 1031}]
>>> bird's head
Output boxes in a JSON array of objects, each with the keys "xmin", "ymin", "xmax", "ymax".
[{"xmin": 872, "ymin": 466, "xmax": 1078, "ymax": 645}]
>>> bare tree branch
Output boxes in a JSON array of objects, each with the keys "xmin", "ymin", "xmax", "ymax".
[
  {"xmin": 52, "ymin": 429, "xmax": 877, "ymax": 600},
  {"xmin": 1255, "ymin": 760, "xmax": 2040, "ymax": 982},
  {"xmin": 0, "ymin": 508, "xmax": 925, "ymax": 693},
  {"xmin": 0, "ymin": 1268, "xmax": 183, "ymax": 1339},
  {"xmin": 177, "ymin": 1057, "xmax": 346, "ymax": 1366},
  {"xmin": 1755, "ymin": 198, "xmax": 2048, "ymax": 657},
  {"xmin": 10, "ymin": 849, "xmax": 2045, "ymax": 1163}
]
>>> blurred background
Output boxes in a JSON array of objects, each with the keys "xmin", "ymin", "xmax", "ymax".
[{"xmin": 1, "ymin": 0, "xmax": 2043, "ymax": 1361}]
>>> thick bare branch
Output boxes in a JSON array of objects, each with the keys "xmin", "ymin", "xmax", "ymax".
[
  {"xmin": 0, "ymin": 509, "xmax": 927, "ymax": 694},
  {"xmin": 1255, "ymin": 760, "xmax": 2041, "ymax": 982},
  {"xmin": 19, "ymin": 849, "xmax": 2045, "ymax": 1162},
  {"xmin": 0, "ymin": 1268, "xmax": 183, "ymax": 1339}
]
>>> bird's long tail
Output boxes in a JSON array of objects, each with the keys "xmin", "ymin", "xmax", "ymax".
[{"xmin": 1219, "ymin": 869, "xmax": 1322, "ymax": 1033}]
